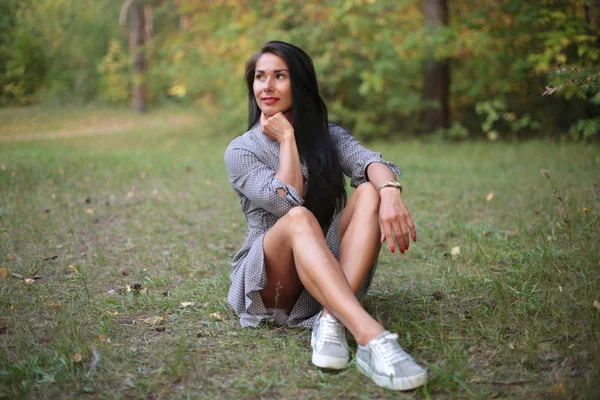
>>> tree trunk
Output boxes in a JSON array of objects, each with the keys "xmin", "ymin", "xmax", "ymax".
[
  {"xmin": 130, "ymin": 1, "xmax": 147, "ymax": 113},
  {"xmin": 420, "ymin": 0, "xmax": 450, "ymax": 133}
]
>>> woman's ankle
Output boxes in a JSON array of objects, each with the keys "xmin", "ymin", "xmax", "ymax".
[{"xmin": 355, "ymin": 324, "xmax": 385, "ymax": 346}]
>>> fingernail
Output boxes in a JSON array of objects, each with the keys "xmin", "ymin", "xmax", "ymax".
[
  {"xmin": 400, "ymin": 249, "xmax": 405, "ymax": 254},
  {"xmin": 391, "ymin": 246, "xmax": 395, "ymax": 253}
]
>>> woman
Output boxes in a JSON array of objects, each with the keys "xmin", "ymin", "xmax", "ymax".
[{"xmin": 224, "ymin": 41, "xmax": 426, "ymax": 391}]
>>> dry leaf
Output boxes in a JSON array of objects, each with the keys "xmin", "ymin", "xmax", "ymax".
[
  {"xmin": 68, "ymin": 265, "xmax": 79, "ymax": 273},
  {"xmin": 71, "ymin": 353, "xmax": 82, "ymax": 363},
  {"xmin": 107, "ymin": 311, "xmax": 119, "ymax": 316},
  {"xmin": 10, "ymin": 304, "xmax": 14, "ymax": 311},
  {"xmin": 180, "ymin": 302, "xmax": 195, "ymax": 308},
  {"xmin": 143, "ymin": 316, "xmax": 164, "ymax": 326},
  {"xmin": 0, "ymin": 268, "xmax": 8, "ymax": 279},
  {"xmin": 593, "ymin": 300, "xmax": 600, "ymax": 311},
  {"xmin": 24, "ymin": 278, "xmax": 35, "ymax": 285},
  {"xmin": 486, "ymin": 192, "xmax": 494, "ymax": 202},
  {"xmin": 209, "ymin": 312, "xmax": 222, "ymax": 321},
  {"xmin": 40, "ymin": 214, "xmax": 47, "ymax": 221},
  {"xmin": 450, "ymin": 246, "xmax": 461, "ymax": 260},
  {"xmin": 549, "ymin": 383, "xmax": 566, "ymax": 395},
  {"xmin": 98, "ymin": 335, "xmax": 111, "ymax": 343},
  {"xmin": 6, "ymin": 253, "xmax": 14, "ymax": 261},
  {"xmin": 85, "ymin": 208, "xmax": 94, "ymax": 215}
]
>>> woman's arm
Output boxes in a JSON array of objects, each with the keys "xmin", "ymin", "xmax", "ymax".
[
  {"xmin": 261, "ymin": 112, "xmax": 304, "ymax": 196},
  {"xmin": 367, "ymin": 161, "xmax": 417, "ymax": 255}
]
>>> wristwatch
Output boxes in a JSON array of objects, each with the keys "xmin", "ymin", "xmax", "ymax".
[{"xmin": 377, "ymin": 181, "xmax": 403, "ymax": 193}]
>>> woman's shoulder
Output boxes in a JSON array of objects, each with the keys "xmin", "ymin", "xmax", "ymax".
[
  {"xmin": 327, "ymin": 123, "xmax": 352, "ymax": 140},
  {"xmin": 226, "ymin": 124, "xmax": 262, "ymax": 153}
]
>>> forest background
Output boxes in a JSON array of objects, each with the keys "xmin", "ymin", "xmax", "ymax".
[{"xmin": 1, "ymin": 0, "xmax": 599, "ymax": 141}]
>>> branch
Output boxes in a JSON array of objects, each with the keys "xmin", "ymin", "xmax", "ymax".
[{"xmin": 120, "ymin": 0, "xmax": 135, "ymax": 28}]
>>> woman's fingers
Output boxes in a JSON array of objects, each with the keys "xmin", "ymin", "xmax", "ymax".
[
  {"xmin": 408, "ymin": 217, "xmax": 417, "ymax": 242},
  {"xmin": 393, "ymin": 221, "xmax": 409, "ymax": 253},
  {"xmin": 383, "ymin": 223, "xmax": 395, "ymax": 253}
]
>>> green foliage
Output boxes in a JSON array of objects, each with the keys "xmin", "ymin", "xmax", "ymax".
[
  {"xmin": 98, "ymin": 40, "xmax": 130, "ymax": 104},
  {"xmin": 475, "ymin": 99, "xmax": 540, "ymax": 140},
  {"xmin": 0, "ymin": 0, "xmax": 598, "ymax": 139},
  {"xmin": 569, "ymin": 117, "xmax": 600, "ymax": 140}
]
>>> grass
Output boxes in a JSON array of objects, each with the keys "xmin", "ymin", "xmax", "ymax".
[{"xmin": 0, "ymin": 106, "xmax": 599, "ymax": 399}]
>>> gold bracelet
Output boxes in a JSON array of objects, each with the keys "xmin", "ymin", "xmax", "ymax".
[{"xmin": 377, "ymin": 181, "xmax": 403, "ymax": 193}]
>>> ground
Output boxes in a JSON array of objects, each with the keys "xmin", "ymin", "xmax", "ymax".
[{"xmin": 0, "ymin": 106, "xmax": 598, "ymax": 399}]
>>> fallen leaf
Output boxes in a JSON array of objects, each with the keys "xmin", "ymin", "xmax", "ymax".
[
  {"xmin": 486, "ymin": 192, "xmax": 494, "ymax": 202},
  {"xmin": 6, "ymin": 253, "xmax": 14, "ymax": 261},
  {"xmin": 71, "ymin": 353, "xmax": 82, "ymax": 363},
  {"xmin": 99, "ymin": 335, "xmax": 107, "ymax": 341},
  {"xmin": 24, "ymin": 278, "xmax": 35, "ymax": 285},
  {"xmin": 40, "ymin": 214, "xmax": 47, "ymax": 221},
  {"xmin": 0, "ymin": 268, "xmax": 7, "ymax": 279},
  {"xmin": 209, "ymin": 312, "xmax": 222, "ymax": 321},
  {"xmin": 540, "ymin": 168, "xmax": 551, "ymax": 178},
  {"xmin": 593, "ymin": 300, "xmax": 600, "ymax": 311},
  {"xmin": 68, "ymin": 265, "xmax": 79, "ymax": 273},
  {"xmin": 85, "ymin": 208, "xmax": 94, "ymax": 215},
  {"xmin": 180, "ymin": 302, "xmax": 195, "ymax": 308},
  {"xmin": 107, "ymin": 311, "xmax": 119, "ymax": 316},
  {"xmin": 450, "ymin": 246, "xmax": 461, "ymax": 260},
  {"xmin": 10, "ymin": 304, "xmax": 14, "ymax": 311},
  {"xmin": 143, "ymin": 316, "xmax": 164, "ymax": 326},
  {"xmin": 549, "ymin": 383, "xmax": 566, "ymax": 395},
  {"xmin": 123, "ymin": 377, "xmax": 135, "ymax": 388}
]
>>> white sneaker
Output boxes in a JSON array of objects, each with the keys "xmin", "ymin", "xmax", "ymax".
[
  {"xmin": 356, "ymin": 330, "xmax": 427, "ymax": 391},
  {"xmin": 311, "ymin": 313, "xmax": 350, "ymax": 369}
]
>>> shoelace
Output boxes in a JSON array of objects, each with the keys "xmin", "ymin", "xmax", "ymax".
[
  {"xmin": 371, "ymin": 333, "xmax": 410, "ymax": 366},
  {"xmin": 318, "ymin": 315, "xmax": 345, "ymax": 345}
]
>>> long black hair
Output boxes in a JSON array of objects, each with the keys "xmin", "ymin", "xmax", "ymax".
[{"xmin": 245, "ymin": 41, "xmax": 346, "ymax": 229}]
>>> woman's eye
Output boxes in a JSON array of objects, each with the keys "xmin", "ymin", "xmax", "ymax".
[
  {"xmin": 276, "ymin": 74, "xmax": 287, "ymax": 80},
  {"xmin": 255, "ymin": 74, "xmax": 265, "ymax": 81}
]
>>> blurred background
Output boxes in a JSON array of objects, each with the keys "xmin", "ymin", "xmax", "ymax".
[{"xmin": 0, "ymin": 0, "xmax": 599, "ymax": 141}]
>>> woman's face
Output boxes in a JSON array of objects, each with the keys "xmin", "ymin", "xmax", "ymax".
[{"xmin": 253, "ymin": 53, "xmax": 292, "ymax": 118}]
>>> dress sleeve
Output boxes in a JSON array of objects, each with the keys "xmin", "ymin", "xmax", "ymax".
[
  {"xmin": 330, "ymin": 125, "xmax": 402, "ymax": 187},
  {"xmin": 225, "ymin": 142, "xmax": 304, "ymax": 218}
]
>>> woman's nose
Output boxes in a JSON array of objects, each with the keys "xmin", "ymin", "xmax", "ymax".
[{"xmin": 263, "ymin": 77, "xmax": 274, "ymax": 91}]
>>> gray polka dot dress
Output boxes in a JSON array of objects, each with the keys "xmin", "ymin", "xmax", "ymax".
[{"xmin": 224, "ymin": 123, "xmax": 401, "ymax": 329}]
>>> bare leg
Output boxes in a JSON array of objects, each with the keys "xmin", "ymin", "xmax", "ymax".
[
  {"xmin": 321, "ymin": 183, "xmax": 382, "ymax": 322},
  {"xmin": 261, "ymin": 206, "xmax": 383, "ymax": 345}
]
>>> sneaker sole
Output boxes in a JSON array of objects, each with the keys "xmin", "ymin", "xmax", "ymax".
[
  {"xmin": 356, "ymin": 358, "xmax": 427, "ymax": 391},
  {"xmin": 311, "ymin": 352, "xmax": 350, "ymax": 370},
  {"xmin": 310, "ymin": 335, "xmax": 349, "ymax": 370}
]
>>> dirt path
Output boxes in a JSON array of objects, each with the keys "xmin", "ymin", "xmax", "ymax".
[{"xmin": 0, "ymin": 115, "xmax": 198, "ymax": 142}]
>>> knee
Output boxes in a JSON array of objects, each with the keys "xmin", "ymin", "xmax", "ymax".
[
  {"xmin": 354, "ymin": 183, "xmax": 380, "ymax": 214},
  {"xmin": 285, "ymin": 206, "xmax": 320, "ymax": 232}
]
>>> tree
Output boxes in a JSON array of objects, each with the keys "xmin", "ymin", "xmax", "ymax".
[
  {"xmin": 420, "ymin": 0, "xmax": 450, "ymax": 133},
  {"xmin": 120, "ymin": 0, "xmax": 148, "ymax": 112}
]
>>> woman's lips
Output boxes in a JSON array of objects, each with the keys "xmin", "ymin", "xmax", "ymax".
[{"xmin": 262, "ymin": 97, "xmax": 279, "ymax": 105}]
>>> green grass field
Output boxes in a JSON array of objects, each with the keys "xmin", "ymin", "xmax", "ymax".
[{"xmin": 1, "ymin": 107, "xmax": 599, "ymax": 399}]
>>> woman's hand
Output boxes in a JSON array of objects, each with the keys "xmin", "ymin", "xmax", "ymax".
[
  {"xmin": 260, "ymin": 112, "xmax": 294, "ymax": 143},
  {"xmin": 378, "ymin": 188, "xmax": 417, "ymax": 254}
]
